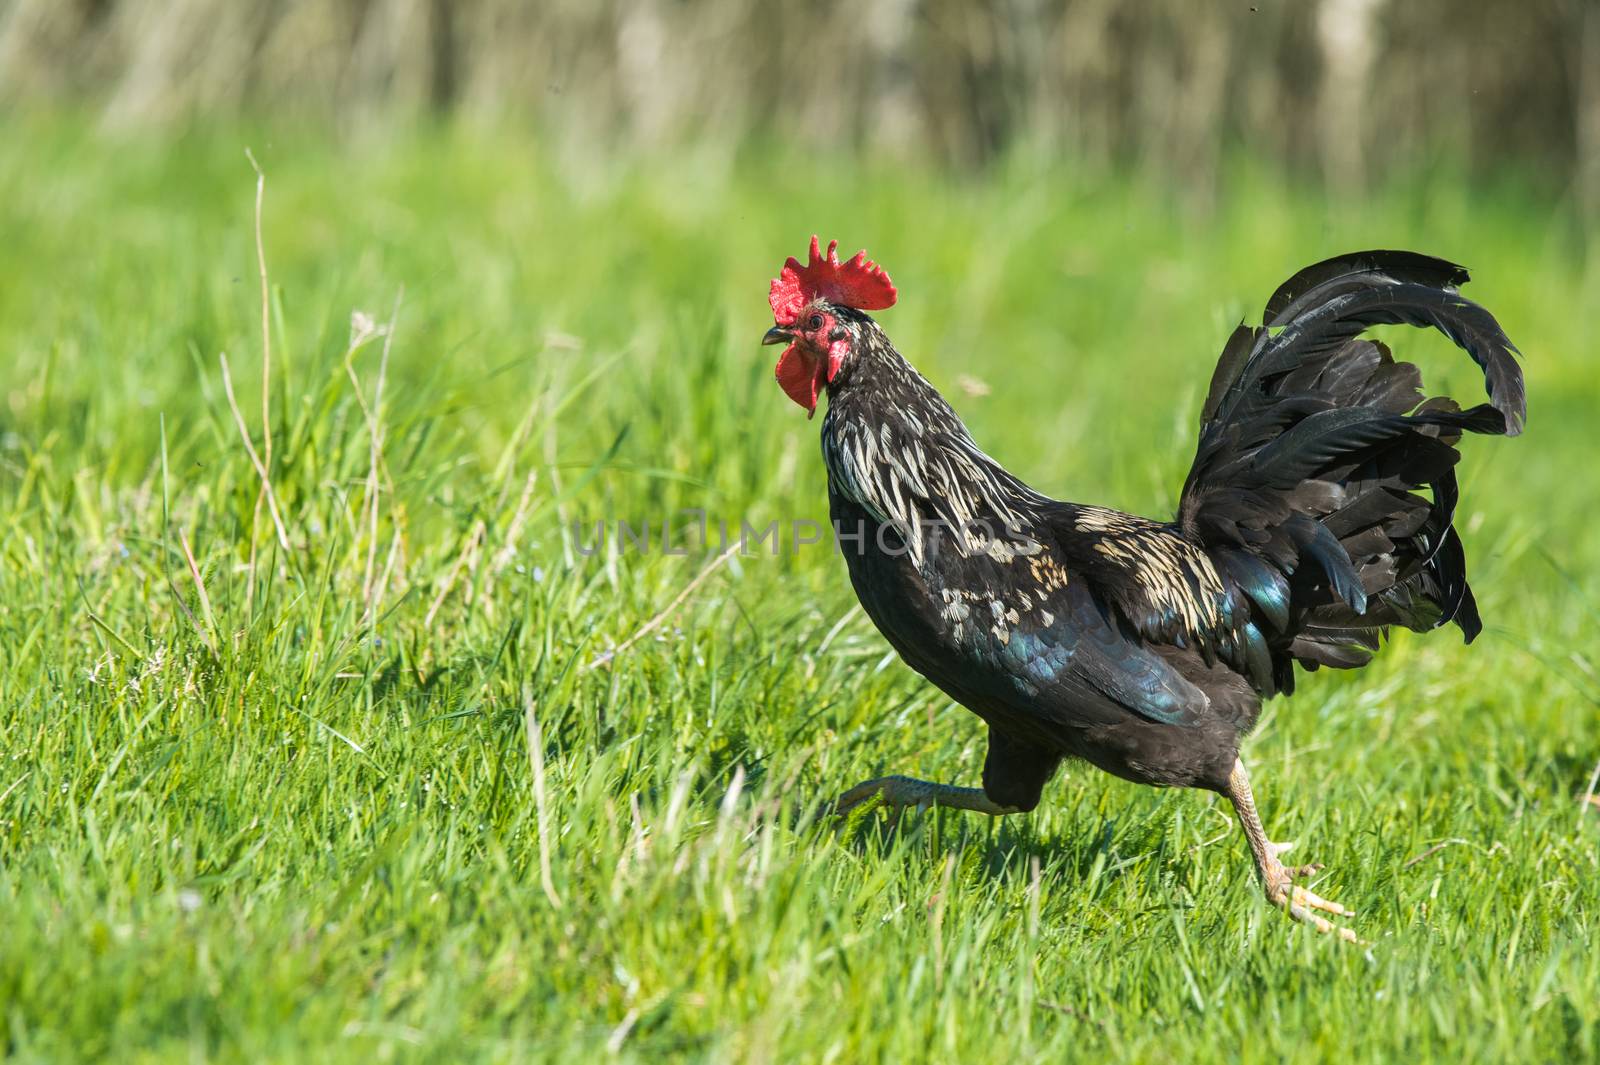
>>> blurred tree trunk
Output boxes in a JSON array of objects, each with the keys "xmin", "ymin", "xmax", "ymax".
[
  {"xmin": 1578, "ymin": 2, "xmax": 1600, "ymax": 230},
  {"xmin": 1317, "ymin": 0, "xmax": 1386, "ymax": 195}
]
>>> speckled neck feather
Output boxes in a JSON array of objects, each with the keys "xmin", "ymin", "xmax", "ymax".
[{"xmin": 819, "ymin": 309, "xmax": 1049, "ymax": 565}]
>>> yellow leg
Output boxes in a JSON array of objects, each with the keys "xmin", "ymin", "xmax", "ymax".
[
  {"xmin": 835, "ymin": 774, "xmax": 1018, "ymax": 817},
  {"xmin": 1226, "ymin": 759, "xmax": 1363, "ymax": 944}
]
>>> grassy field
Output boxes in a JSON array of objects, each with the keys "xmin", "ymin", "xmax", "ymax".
[{"xmin": 1, "ymin": 121, "xmax": 1597, "ymax": 1063}]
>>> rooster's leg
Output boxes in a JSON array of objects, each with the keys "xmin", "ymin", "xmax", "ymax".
[
  {"xmin": 1225, "ymin": 759, "xmax": 1362, "ymax": 943},
  {"xmin": 835, "ymin": 775, "xmax": 1018, "ymax": 817}
]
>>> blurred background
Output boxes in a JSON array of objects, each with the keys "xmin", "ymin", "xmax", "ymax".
[{"xmin": 1, "ymin": 0, "xmax": 1597, "ymax": 220}]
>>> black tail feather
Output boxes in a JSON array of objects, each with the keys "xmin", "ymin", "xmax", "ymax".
[
  {"xmin": 1263, "ymin": 250, "xmax": 1470, "ymax": 324},
  {"xmin": 1181, "ymin": 251, "xmax": 1524, "ymax": 693}
]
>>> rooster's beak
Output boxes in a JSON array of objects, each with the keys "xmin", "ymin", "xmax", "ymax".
[{"xmin": 762, "ymin": 325, "xmax": 793, "ymax": 346}]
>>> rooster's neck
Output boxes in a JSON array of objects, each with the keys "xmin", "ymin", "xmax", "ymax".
[{"xmin": 818, "ymin": 318, "xmax": 1048, "ymax": 564}]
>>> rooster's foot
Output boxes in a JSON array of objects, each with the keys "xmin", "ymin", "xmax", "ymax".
[
  {"xmin": 1264, "ymin": 873, "xmax": 1362, "ymax": 942},
  {"xmin": 1269, "ymin": 840, "xmax": 1326, "ymax": 880},
  {"xmin": 1227, "ymin": 760, "xmax": 1366, "ymax": 945}
]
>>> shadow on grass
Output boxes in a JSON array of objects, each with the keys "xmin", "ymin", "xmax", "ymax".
[{"xmin": 827, "ymin": 797, "xmax": 1174, "ymax": 895}]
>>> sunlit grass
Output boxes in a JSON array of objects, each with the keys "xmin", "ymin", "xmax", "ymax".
[{"xmin": 1, "ymin": 122, "xmax": 1597, "ymax": 1062}]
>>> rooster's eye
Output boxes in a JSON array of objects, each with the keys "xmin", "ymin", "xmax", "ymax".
[{"xmin": 807, "ymin": 313, "xmax": 824, "ymax": 330}]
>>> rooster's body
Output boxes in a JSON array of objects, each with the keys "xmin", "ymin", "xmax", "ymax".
[{"xmin": 764, "ymin": 242, "xmax": 1525, "ymax": 939}]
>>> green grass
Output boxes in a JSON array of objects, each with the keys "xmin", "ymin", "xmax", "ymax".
[{"xmin": 1, "ymin": 120, "xmax": 1598, "ymax": 1063}]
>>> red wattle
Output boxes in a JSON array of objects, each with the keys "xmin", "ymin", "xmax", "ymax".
[{"xmin": 775, "ymin": 342, "xmax": 823, "ymax": 415}]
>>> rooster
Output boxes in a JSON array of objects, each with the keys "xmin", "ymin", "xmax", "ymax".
[{"xmin": 763, "ymin": 238, "xmax": 1525, "ymax": 940}]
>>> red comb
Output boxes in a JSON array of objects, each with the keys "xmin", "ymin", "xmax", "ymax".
[{"xmin": 768, "ymin": 236, "xmax": 897, "ymax": 326}]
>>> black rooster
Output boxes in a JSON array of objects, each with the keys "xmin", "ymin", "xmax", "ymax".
[{"xmin": 763, "ymin": 238, "xmax": 1525, "ymax": 940}]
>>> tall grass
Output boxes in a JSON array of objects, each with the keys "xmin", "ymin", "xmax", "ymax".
[{"xmin": 0, "ymin": 122, "xmax": 1597, "ymax": 1062}]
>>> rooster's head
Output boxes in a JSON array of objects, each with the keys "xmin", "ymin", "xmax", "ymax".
[{"xmin": 763, "ymin": 236, "xmax": 897, "ymax": 418}]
